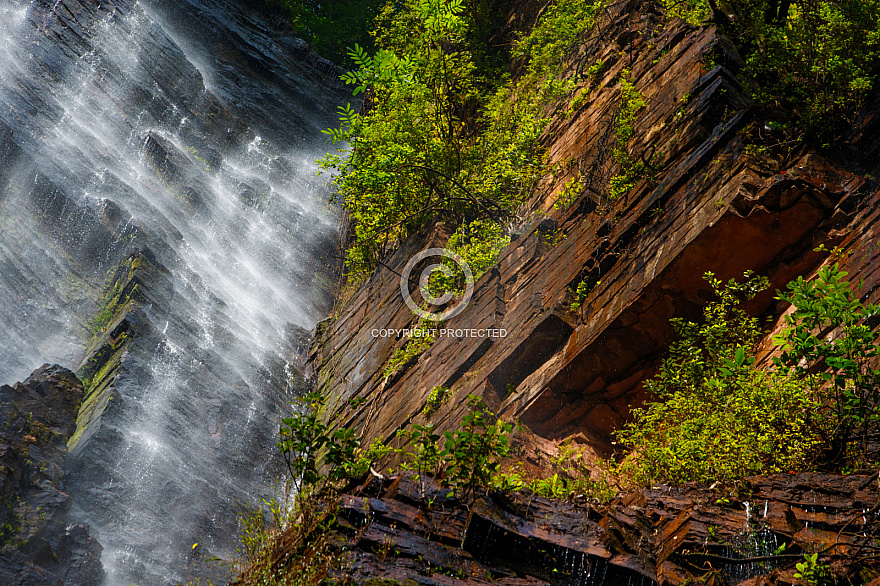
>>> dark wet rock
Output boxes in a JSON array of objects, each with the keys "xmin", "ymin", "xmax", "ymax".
[
  {"xmin": 287, "ymin": 472, "xmax": 879, "ymax": 586},
  {"xmin": 0, "ymin": 365, "xmax": 103, "ymax": 586}
]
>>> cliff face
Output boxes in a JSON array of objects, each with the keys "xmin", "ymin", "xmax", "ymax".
[
  {"xmin": 308, "ymin": 0, "xmax": 880, "ymax": 582},
  {"xmin": 0, "ymin": 365, "xmax": 103, "ymax": 586},
  {"xmin": 311, "ymin": 0, "xmax": 879, "ymax": 467},
  {"xmin": 263, "ymin": 470, "xmax": 878, "ymax": 586},
  {"xmin": 0, "ymin": 0, "xmax": 347, "ymax": 582}
]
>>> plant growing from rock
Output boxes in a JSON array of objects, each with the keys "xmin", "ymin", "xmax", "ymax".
[
  {"xmin": 277, "ymin": 392, "xmax": 361, "ymax": 492},
  {"xmin": 439, "ymin": 395, "xmax": 514, "ymax": 501},
  {"xmin": 422, "ymin": 386, "xmax": 451, "ymax": 417},
  {"xmin": 658, "ymin": 0, "xmax": 880, "ymax": 142},
  {"xmin": 607, "ymin": 69, "xmax": 648, "ymax": 200},
  {"xmin": 773, "ymin": 262, "xmax": 880, "ymax": 469},
  {"xmin": 320, "ymin": 0, "xmax": 601, "ymax": 282},
  {"xmin": 615, "ymin": 271, "xmax": 822, "ymax": 486}
]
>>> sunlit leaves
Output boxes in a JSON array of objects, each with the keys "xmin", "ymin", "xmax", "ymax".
[{"xmin": 615, "ymin": 272, "xmax": 821, "ymax": 486}]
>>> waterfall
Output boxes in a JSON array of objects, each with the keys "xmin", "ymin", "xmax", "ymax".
[{"xmin": 0, "ymin": 0, "xmax": 348, "ymax": 583}]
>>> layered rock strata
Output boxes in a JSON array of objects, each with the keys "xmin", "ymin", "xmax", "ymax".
[
  {"xmin": 257, "ymin": 471, "xmax": 879, "ymax": 585},
  {"xmin": 310, "ymin": 0, "xmax": 880, "ymax": 471}
]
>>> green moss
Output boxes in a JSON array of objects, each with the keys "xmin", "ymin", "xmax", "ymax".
[
  {"xmin": 69, "ymin": 255, "xmax": 144, "ymax": 452},
  {"xmin": 422, "ymin": 386, "xmax": 451, "ymax": 417}
]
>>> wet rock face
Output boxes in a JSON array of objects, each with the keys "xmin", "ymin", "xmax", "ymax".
[
  {"xmin": 273, "ymin": 472, "xmax": 878, "ymax": 586},
  {"xmin": 0, "ymin": 365, "xmax": 103, "ymax": 586}
]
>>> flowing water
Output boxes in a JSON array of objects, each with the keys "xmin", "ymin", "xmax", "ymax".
[{"xmin": 0, "ymin": 0, "xmax": 347, "ymax": 582}]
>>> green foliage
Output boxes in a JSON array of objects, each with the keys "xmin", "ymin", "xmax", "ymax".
[
  {"xmin": 422, "ymin": 386, "xmax": 451, "ymax": 417},
  {"xmin": 395, "ymin": 396, "xmax": 515, "ymax": 501},
  {"xmin": 659, "ymin": 0, "xmax": 711, "ymax": 25},
  {"xmin": 321, "ymin": 0, "xmax": 600, "ymax": 281},
  {"xmin": 232, "ymin": 487, "xmax": 341, "ymax": 586},
  {"xmin": 383, "ymin": 317, "xmax": 441, "ymax": 379},
  {"xmin": 439, "ymin": 395, "xmax": 514, "ymax": 500},
  {"xmin": 773, "ymin": 263, "xmax": 880, "ymax": 468},
  {"xmin": 570, "ymin": 279, "xmax": 593, "ymax": 311},
  {"xmin": 608, "ymin": 69, "xmax": 647, "ymax": 199},
  {"xmin": 748, "ymin": 0, "xmax": 880, "ymax": 136},
  {"xmin": 353, "ymin": 438, "xmax": 393, "ymax": 475},
  {"xmin": 794, "ymin": 553, "xmax": 829, "ymax": 586},
  {"xmin": 278, "ymin": 394, "xmax": 394, "ymax": 493},
  {"xmin": 525, "ymin": 441, "xmax": 616, "ymax": 501},
  {"xmin": 427, "ymin": 219, "xmax": 510, "ymax": 296},
  {"xmin": 396, "ymin": 423, "xmax": 444, "ymax": 483},
  {"xmin": 615, "ymin": 272, "xmax": 821, "ymax": 486},
  {"xmin": 513, "ymin": 0, "xmax": 602, "ymax": 87},
  {"xmin": 553, "ymin": 175, "xmax": 583, "ymax": 210},
  {"xmin": 657, "ymin": 0, "xmax": 880, "ymax": 139},
  {"xmin": 278, "ymin": 392, "xmax": 361, "ymax": 490}
]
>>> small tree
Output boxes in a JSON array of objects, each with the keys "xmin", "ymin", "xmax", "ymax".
[{"xmin": 439, "ymin": 395, "xmax": 514, "ymax": 501}]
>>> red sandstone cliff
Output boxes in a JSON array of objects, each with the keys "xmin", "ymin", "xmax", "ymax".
[
  {"xmin": 306, "ymin": 0, "xmax": 880, "ymax": 582},
  {"xmin": 311, "ymin": 0, "xmax": 879, "ymax": 471}
]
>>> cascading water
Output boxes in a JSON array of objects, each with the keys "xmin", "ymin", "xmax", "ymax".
[{"xmin": 0, "ymin": 0, "xmax": 348, "ymax": 583}]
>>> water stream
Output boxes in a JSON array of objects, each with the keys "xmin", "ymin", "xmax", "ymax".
[{"xmin": 0, "ymin": 0, "xmax": 347, "ymax": 582}]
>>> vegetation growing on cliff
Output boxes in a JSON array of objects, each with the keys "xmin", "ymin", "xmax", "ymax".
[
  {"xmin": 663, "ymin": 0, "xmax": 880, "ymax": 140},
  {"xmin": 616, "ymin": 266, "xmax": 880, "ymax": 487},
  {"xmin": 320, "ymin": 0, "xmax": 600, "ymax": 281},
  {"xmin": 230, "ymin": 393, "xmax": 515, "ymax": 585},
  {"xmin": 615, "ymin": 272, "xmax": 821, "ymax": 485}
]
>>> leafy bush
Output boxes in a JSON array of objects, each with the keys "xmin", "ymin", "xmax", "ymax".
[
  {"xmin": 658, "ymin": 0, "xmax": 880, "ymax": 139},
  {"xmin": 570, "ymin": 279, "xmax": 593, "ymax": 311},
  {"xmin": 439, "ymin": 395, "xmax": 514, "ymax": 500},
  {"xmin": 277, "ymin": 392, "xmax": 362, "ymax": 491},
  {"xmin": 526, "ymin": 441, "xmax": 617, "ymax": 500},
  {"xmin": 232, "ymin": 485, "xmax": 343, "ymax": 586},
  {"xmin": 615, "ymin": 272, "xmax": 821, "ymax": 486},
  {"xmin": 383, "ymin": 316, "xmax": 441, "ymax": 379},
  {"xmin": 321, "ymin": 0, "xmax": 600, "ymax": 281},
  {"xmin": 774, "ymin": 262, "xmax": 880, "ymax": 468},
  {"xmin": 396, "ymin": 396, "xmax": 514, "ymax": 501}
]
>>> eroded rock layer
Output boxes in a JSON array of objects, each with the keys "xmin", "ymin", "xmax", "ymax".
[
  {"xmin": 0, "ymin": 365, "xmax": 103, "ymax": 586},
  {"xmin": 263, "ymin": 472, "xmax": 879, "ymax": 585},
  {"xmin": 311, "ymin": 0, "xmax": 880, "ymax": 471}
]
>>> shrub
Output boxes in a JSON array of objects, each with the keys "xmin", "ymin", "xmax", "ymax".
[
  {"xmin": 439, "ymin": 395, "xmax": 514, "ymax": 500},
  {"xmin": 261, "ymin": 0, "xmax": 383, "ymax": 66},
  {"xmin": 657, "ymin": 0, "xmax": 880, "ymax": 139},
  {"xmin": 320, "ymin": 0, "xmax": 601, "ymax": 281},
  {"xmin": 277, "ymin": 392, "xmax": 361, "ymax": 491},
  {"xmin": 232, "ymin": 487, "xmax": 341, "ymax": 586},
  {"xmin": 773, "ymin": 262, "xmax": 880, "ymax": 469},
  {"xmin": 615, "ymin": 272, "xmax": 821, "ymax": 486}
]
